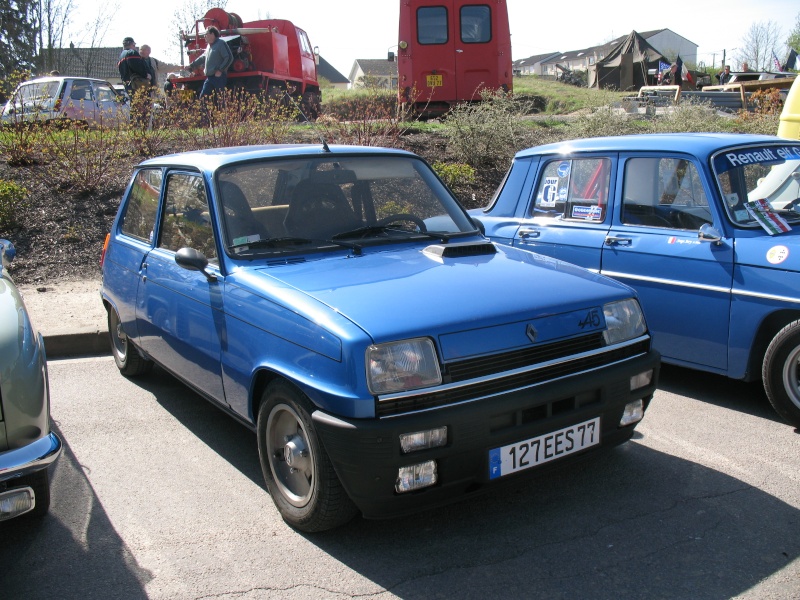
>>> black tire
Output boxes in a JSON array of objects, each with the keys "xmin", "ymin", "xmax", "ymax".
[
  {"xmin": 762, "ymin": 320, "xmax": 800, "ymax": 426},
  {"xmin": 256, "ymin": 380, "xmax": 358, "ymax": 532},
  {"xmin": 19, "ymin": 468, "xmax": 51, "ymax": 518},
  {"xmin": 107, "ymin": 306, "xmax": 153, "ymax": 377}
]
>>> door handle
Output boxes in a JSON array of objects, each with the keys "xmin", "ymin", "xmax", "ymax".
[
  {"xmin": 605, "ymin": 235, "xmax": 632, "ymax": 246},
  {"xmin": 456, "ymin": 49, "xmax": 464, "ymax": 53},
  {"xmin": 518, "ymin": 227, "xmax": 541, "ymax": 239}
]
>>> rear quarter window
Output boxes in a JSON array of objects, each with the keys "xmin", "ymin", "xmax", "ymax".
[
  {"xmin": 120, "ymin": 169, "xmax": 162, "ymax": 243},
  {"xmin": 532, "ymin": 158, "xmax": 611, "ymax": 222}
]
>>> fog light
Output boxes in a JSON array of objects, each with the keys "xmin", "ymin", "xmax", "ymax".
[
  {"xmin": 400, "ymin": 426, "xmax": 447, "ymax": 453},
  {"xmin": 619, "ymin": 399, "xmax": 644, "ymax": 427},
  {"xmin": 630, "ymin": 369, "xmax": 653, "ymax": 391},
  {"xmin": 0, "ymin": 487, "xmax": 35, "ymax": 522},
  {"xmin": 396, "ymin": 460, "xmax": 438, "ymax": 493}
]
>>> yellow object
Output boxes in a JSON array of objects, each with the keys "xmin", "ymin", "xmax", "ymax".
[{"xmin": 778, "ymin": 76, "xmax": 800, "ymax": 139}]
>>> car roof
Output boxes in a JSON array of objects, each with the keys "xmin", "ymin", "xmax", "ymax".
[
  {"xmin": 515, "ymin": 133, "xmax": 794, "ymax": 161},
  {"xmin": 16, "ymin": 76, "xmax": 114, "ymax": 87},
  {"xmin": 138, "ymin": 144, "xmax": 419, "ymax": 171}
]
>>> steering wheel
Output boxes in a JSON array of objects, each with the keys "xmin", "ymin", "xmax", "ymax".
[{"xmin": 377, "ymin": 213, "xmax": 427, "ymax": 232}]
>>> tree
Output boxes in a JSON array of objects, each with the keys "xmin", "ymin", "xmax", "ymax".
[
  {"xmin": 737, "ymin": 20, "xmax": 784, "ymax": 71},
  {"xmin": 35, "ymin": 0, "xmax": 74, "ymax": 73},
  {"xmin": 788, "ymin": 12, "xmax": 800, "ymax": 55},
  {"xmin": 0, "ymin": 0, "xmax": 39, "ymax": 78},
  {"xmin": 170, "ymin": 0, "xmax": 228, "ymax": 65}
]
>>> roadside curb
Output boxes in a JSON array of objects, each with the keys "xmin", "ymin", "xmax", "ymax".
[{"xmin": 44, "ymin": 331, "xmax": 110, "ymax": 359}]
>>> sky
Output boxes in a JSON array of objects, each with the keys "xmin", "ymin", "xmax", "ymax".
[{"xmin": 69, "ymin": 0, "xmax": 800, "ymax": 77}]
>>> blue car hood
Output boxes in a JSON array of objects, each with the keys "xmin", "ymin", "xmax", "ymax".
[{"xmin": 237, "ymin": 244, "xmax": 634, "ymax": 356}]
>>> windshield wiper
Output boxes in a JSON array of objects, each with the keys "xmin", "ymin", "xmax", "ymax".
[
  {"xmin": 229, "ymin": 236, "xmax": 315, "ymax": 250},
  {"xmin": 332, "ymin": 226, "xmax": 463, "ymax": 243},
  {"xmin": 230, "ymin": 236, "xmax": 365, "ymax": 255}
]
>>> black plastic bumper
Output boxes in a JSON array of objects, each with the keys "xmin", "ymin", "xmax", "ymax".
[{"xmin": 312, "ymin": 350, "xmax": 660, "ymax": 519}]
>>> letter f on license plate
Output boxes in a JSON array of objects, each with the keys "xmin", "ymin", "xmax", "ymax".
[{"xmin": 488, "ymin": 417, "xmax": 600, "ymax": 479}]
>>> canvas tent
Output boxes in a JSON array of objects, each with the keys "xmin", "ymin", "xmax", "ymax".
[{"xmin": 588, "ymin": 31, "xmax": 667, "ymax": 90}]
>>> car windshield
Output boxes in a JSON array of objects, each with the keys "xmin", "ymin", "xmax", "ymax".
[
  {"xmin": 712, "ymin": 143, "xmax": 800, "ymax": 228},
  {"xmin": 216, "ymin": 155, "xmax": 477, "ymax": 255},
  {"xmin": 13, "ymin": 80, "xmax": 61, "ymax": 111}
]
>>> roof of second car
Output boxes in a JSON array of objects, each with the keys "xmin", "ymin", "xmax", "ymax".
[
  {"xmin": 515, "ymin": 133, "xmax": 793, "ymax": 160},
  {"xmin": 138, "ymin": 144, "xmax": 418, "ymax": 171}
]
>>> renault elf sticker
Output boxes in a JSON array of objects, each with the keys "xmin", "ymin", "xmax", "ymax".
[{"xmin": 767, "ymin": 245, "xmax": 789, "ymax": 264}]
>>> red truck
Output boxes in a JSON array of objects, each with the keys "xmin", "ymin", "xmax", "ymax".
[
  {"xmin": 396, "ymin": 0, "xmax": 512, "ymax": 116},
  {"xmin": 170, "ymin": 8, "xmax": 321, "ymax": 118}
]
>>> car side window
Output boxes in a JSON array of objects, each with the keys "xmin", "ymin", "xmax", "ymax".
[
  {"xmin": 119, "ymin": 168, "xmax": 162, "ymax": 243},
  {"xmin": 622, "ymin": 158, "xmax": 712, "ymax": 230},
  {"xmin": 532, "ymin": 158, "xmax": 610, "ymax": 222},
  {"xmin": 159, "ymin": 173, "xmax": 218, "ymax": 264}
]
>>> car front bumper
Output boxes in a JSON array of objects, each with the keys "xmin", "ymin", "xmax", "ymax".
[
  {"xmin": 0, "ymin": 432, "xmax": 63, "ymax": 483},
  {"xmin": 313, "ymin": 350, "xmax": 659, "ymax": 519}
]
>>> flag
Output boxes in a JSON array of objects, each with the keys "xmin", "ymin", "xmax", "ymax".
[
  {"xmin": 784, "ymin": 48, "xmax": 798, "ymax": 71},
  {"xmin": 773, "ymin": 51, "xmax": 782, "ymax": 71},
  {"xmin": 676, "ymin": 55, "xmax": 694, "ymax": 85}
]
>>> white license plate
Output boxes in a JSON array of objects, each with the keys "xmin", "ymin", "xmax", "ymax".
[{"xmin": 488, "ymin": 417, "xmax": 600, "ymax": 480}]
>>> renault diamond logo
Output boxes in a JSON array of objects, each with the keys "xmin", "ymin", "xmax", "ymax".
[{"xmin": 526, "ymin": 324, "xmax": 537, "ymax": 343}]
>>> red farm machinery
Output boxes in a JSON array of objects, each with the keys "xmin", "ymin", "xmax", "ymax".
[{"xmin": 169, "ymin": 8, "xmax": 321, "ymax": 118}]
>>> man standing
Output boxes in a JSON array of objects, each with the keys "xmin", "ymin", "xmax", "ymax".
[
  {"xmin": 118, "ymin": 37, "xmax": 152, "ymax": 94},
  {"xmin": 188, "ymin": 27, "xmax": 234, "ymax": 98},
  {"xmin": 717, "ymin": 65, "xmax": 732, "ymax": 84}
]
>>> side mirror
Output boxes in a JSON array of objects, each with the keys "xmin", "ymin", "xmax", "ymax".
[
  {"xmin": 388, "ymin": 51, "xmax": 395, "ymax": 62},
  {"xmin": 175, "ymin": 247, "xmax": 217, "ymax": 282},
  {"xmin": 1, "ymin": 239, "xmax": 16, "ymax": 268},
  {"xmin": 698, "ymin": 223, "xmax": 723, "ymax": 245}
]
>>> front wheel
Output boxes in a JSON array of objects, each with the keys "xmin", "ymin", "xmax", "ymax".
[
  {"xmin": 762, "ymin": 320, "xmax": 800, "ymax": 426},
  {"xmin": 256, "ymin": 381, "xmax": 357, "ymax": 532},
  {"xmin": 107, "ymin": 306, "xmax": 152, "ymax": 376}
]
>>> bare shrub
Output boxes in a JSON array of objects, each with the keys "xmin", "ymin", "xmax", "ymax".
[
  {"xmin": 0, "ymin": 122, "xmax": 46, "ymax": 166},
  {"xmin": 30, "ymin": 120, "xmax": 129, "ymax": 194},
  {"xmin": 317, "ymin": 87, "xmax": 411, "ymax": 147},
  {"xmin": 442, "ymin": 89, "xmax": 536, "ymax": 172},
  {"xmin": 0, "ymin": 179, "xmax": 29, "ymax": 231}
]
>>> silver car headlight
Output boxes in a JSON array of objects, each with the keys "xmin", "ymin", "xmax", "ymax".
[
  {"xmin": 366, "ymin": 338, "xmax": 442, "ymax": 395},
  {"xmin": 603, "ymin": 299, "xmax": 646, "ymax": 345}
]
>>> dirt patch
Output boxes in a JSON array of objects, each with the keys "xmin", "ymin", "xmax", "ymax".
[{"xmin": 1, "ymin": 131, "xmax": 501, "ymax": 285}]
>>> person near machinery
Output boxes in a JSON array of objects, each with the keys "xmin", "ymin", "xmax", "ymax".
[
  {"xmin": 188, "ymin": 26, "xmax": 234, "ymax": 98},
  {"xmin": 117, "ymin": 37, "xmax": 152, "ymax": 94}
]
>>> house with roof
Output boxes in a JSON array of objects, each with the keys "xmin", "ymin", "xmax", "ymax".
[
  {"xmin": 348, "ymin": 59, "xmax": 398, "ymax": 90},
  {"xmin": 518, "ymin": 29, "xmax": 697, "ymax": 78},
  {"xmin": 513, "ymin": 52, "xmax": 561, "ymax": 76},
  {"xmin": 317, "ymin": 56, "xmax": 349, "ymax": 89},
  {"xmin": 37, "ymin": 45, "xmax": 124, "ymax": 84}
]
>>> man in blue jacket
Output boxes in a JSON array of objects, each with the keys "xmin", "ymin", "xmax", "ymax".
[{"xmin": 189, "ymin": 26, "xmax": 234, "ymax": 99}]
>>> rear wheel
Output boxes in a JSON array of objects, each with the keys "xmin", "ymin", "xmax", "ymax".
[
  {"xmin": 762, "ymin": 320, "xmax": 800, "ymax": 426},
  {"xmin": 256, "ymin": 381, "xmax": 357, "ymax": 532},
  {"xmin": 107, "ymin": 306, "xmax": 152, "ymax": 376}
]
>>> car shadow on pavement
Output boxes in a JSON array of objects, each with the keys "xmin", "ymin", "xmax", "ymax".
[
  {"xmin": 309, "ymin": 442, "xmax": 800, "ymax": 599},
  {"xmin": 128, "ymin": 366, "xmax": 799, "ymax": 599},
  {"xmin": 0, "ymin": 422, "xmax": 152, "ymax": 599},
  {"xmin": 657, "ymin": 363, "xmax": 787, "ymax": 424}
]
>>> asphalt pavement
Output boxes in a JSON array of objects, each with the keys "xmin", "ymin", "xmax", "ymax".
[{"xmin": 19, "ymin": 278, "xmax": 109, "ymax": 358}]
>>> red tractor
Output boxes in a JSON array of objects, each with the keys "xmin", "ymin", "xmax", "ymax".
[{"xmin": 169, "ymin": 8, "xmax": 321, "ymax": 118}]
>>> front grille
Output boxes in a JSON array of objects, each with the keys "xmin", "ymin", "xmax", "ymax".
[
  {"xmin": 376, "ymin": 338, "xmax": 649, "ymax": 417},
  {"xmin": 445, "ymin": 333, "xmax": 605, "ymax": 382}
]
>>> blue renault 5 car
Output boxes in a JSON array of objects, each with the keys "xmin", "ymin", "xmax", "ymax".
[
  {"xmin": 472, "ymin": 133, "xmax": 800, "ymax": 427},
  {"xmin": 101, "ymin": 143, "xmax": 659, "ymax": 531}
]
